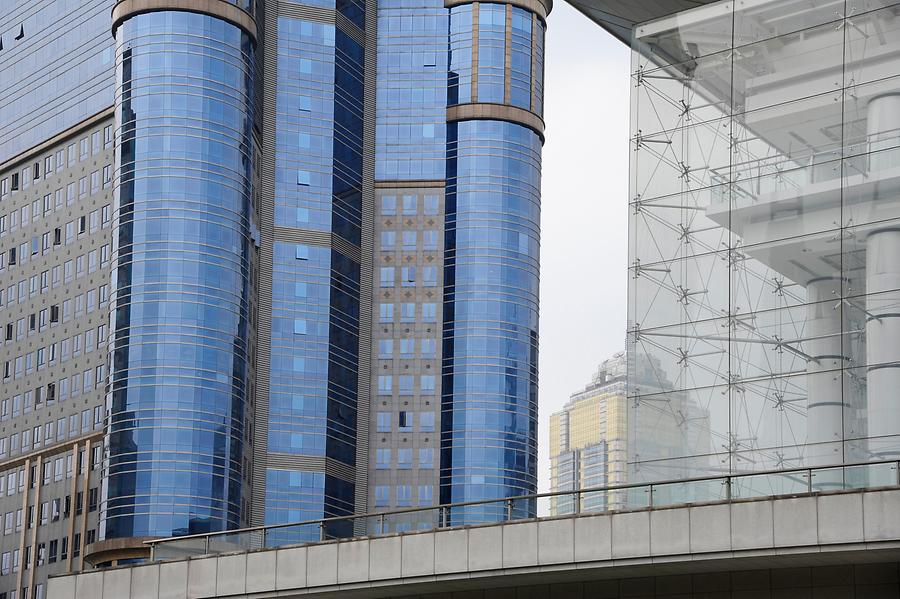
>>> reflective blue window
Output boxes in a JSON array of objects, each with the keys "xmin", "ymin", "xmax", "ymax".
[
  {"xmin": 375, "ymin": 0, "xmax": 449, "ymax": 180},
  {"xmin": 509, "ymin": 7, "xmax": 533, "ymax": 109},
  {"xmin": 448, "ymin": 5, "xmax": 474, "ymax": 106},
  {"xmin": 477, "ymin": 4, "xmax": 506, "ymax": 103},
  {"xmin": 275, "ymin": 18, "xmax": 363, "ymax": 244},
  {"xmin": 268, "ymin": 243, "xmax": 359, "ymax": 466},
  {"xmin": 441, "ymin": 120, "xmax": 541, "ymax": 524},
  {"xmin": 264, "ymin": 469, "xmax": 354, "ymax": 544},
  {"xmin": 533, "ymin": 16, "xmax": 546, "ymax": 116},
  {"xmin": 106, "ymin": 11, "xmax": 256, "ymax": 539}
]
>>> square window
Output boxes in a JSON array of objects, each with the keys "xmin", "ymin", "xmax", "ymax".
[
  {"xmin": 418, "ymin": 485, "xmax": 434, "ymax": 506},
  {"xmin": 423, "ymin": 266, "xmax": 437, "ymax": 287},
  {"xmin": 400, "ymin": 303, "xmax": 415, "ymax": 322},
  {"xmin": 422, "ymin": 303, "xmax": 437, "ymax": 322},
  {"xmin": 420, "ymin": 412, "xmax": 435, "ymax": 432},
  {"xmin": 401, "ymin": 267, "xmax": 416, "ymax": 286},
  {"xmin": 376, "ymin": 448, "xmax": 391, "ymax": 469},
  {"xmin": 379, "ymin": 303, "xmax": 394, "ymax": 323},
  {"xmin": 402, "ymin": 195, "xmax": 417, "ymax": 215},
  {"xmin": 380, "ymin": 267, "xmax": 395, "ymax": 287},
  {"xmin": 419, "ymin": 448, "xmax": 434, "ymax": 469},
  {"xmin": 398, "ymin": 411, "xmax": 413, "ymax": 431},
  {"xmin": 381, "ymin": 196, "xmax": 396, "ymax": 215},
  {"xmin": 396, "ymin": 485, "xmax": 412, "ymax": 506},
  {"xmin": 376, "ymin": 412, "xmax": 391, "ymax": 433}
]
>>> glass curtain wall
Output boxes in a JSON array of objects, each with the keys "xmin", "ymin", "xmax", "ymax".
[
  {"xmin": 264, "ymin": 12, "xmax": 364, "ymax": 545},
  {"xmin": 105, "ymin": 11, "xmax": 256, "ymax": 539},
  {"xmin": 627, "ymin": 0, "xmax": 900, "ymax": 495},
  {"xmin": 441, "ymin": 0, "xmax": 545, "ymax": 524},
  {"xmin": 442, "ymin": 120, "xmax": 541, "ymax": 522}
]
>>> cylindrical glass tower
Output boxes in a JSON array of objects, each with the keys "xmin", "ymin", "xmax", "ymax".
[
  {"xmin": 441, "ymin": 0, "xmax": 546, "ymax": 523},
  {"xmin": 104, "ymin": 8, "xmax": 256, "ymax": 540}
]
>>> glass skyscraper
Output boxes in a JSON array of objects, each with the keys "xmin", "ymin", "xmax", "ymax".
[{"xmin": 0, "ymin": 0, "xmax": 545, "ymax": 592}]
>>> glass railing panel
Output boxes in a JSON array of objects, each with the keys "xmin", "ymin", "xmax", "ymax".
[
  {"xmin": 152, "ymin": 537, "xmax": 208, "ymax": 561},
  {"xmin": 651, "ymin": 478, "xmax": 728, "ymax": 507},
  {"xmin": 209, "ymin": 530, "xmax": 264, "ymax": 554},
  {"xmin": 731, "ymin": 470, "xmax": 810, "ymax": 499},
  {"xmin": 842, "ymin": 462, "xmax": 899, "ymax": 490}
]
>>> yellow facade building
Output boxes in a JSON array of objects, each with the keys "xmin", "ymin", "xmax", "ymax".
[{"xmin": 550, "ymin": 352, "xmax": 710, "ymax": 515}]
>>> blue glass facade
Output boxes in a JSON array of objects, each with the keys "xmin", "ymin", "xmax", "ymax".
[
  {"xmin": 441, "ymin": 119, "xmax": 541, "ymax": 522},
  {"xmin": 105, "ymin": 11, "xmax": 256, "ymax": 538},
  {"xmin": 274, "ymin": 17, "xmax": 364, "ymax": 243},
  {"xmin": 375, "ymin": 0, "xmax": 449, "ymax": 180},
  {"xmin": 264, "ymin": 11, "xmax": 364, "ymax": 544},
  {"xmin": 448, "ymin": 5, "xmax": 474, "ymax": 106},
  {"xmin": 0, "ymin": 0, "xmax": 115, "ymax": 164},
  {"xmin": 477, "ymin": 4, "xmax": 506, "ymax": 103},
  {"xmin": 374, "ymin": 0, "xmax": 545, "ymax": 523}
]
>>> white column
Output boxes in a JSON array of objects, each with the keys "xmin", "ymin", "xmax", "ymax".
[
  {"xmin": 867, "ymin": 93, "xmax": 900, "ymax": 171},
  {"xmin": 866, "ymin": 229, "xmax": 900, "ymax": 458},
  {"xmin": 806, "ymin": 278, "xmax": 848, "ymax": 463},
  {"xmin": 864, "ymin": 94, "xmax": 900, "ymax": 458}
]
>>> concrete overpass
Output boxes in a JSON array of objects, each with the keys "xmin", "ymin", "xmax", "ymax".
[{"xmin": 48, "ymin": 487, "xmax": 900, "ymax": 598}]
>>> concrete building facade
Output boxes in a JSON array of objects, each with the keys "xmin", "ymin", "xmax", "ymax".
[{"xmin": 0, "ymin": 107, "xmax": 114, "ymax": 598}]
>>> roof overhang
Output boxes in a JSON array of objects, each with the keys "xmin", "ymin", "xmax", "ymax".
[{"xmin": 565, "ymin": 0, "xmax": 720, "ymax": 44}]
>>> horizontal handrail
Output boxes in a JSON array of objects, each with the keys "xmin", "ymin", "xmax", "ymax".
[{"xmin": 145, "ymin": 458, "xmax": 900, "ymax": 560}]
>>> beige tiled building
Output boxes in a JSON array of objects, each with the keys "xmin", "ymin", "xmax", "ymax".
[{"xmin": 549, "ymin": 351, "xmax": 710, "ymax": 514}]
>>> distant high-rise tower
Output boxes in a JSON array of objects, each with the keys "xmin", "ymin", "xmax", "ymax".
[{"xmin": 549, "ymin": 351, "xmax": 709, "ymax": 513}]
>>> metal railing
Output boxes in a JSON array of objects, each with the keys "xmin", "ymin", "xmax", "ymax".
[{"xmin": 146, "ymin": 458, "xmax": 900, "ymax": 561}]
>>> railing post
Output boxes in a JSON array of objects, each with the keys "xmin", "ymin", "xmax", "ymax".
[
  {"xmin": 896, "ymin": 461, "xmax": 900, "ymax": 486},
  {"xmin": 440, "ymin": 506, "xmax": 447, "ymax": 528},
  {"xmin": 506, "ymin": 499, "xmax": 514, "ymax": 521},
  {"xmin": 262, "ymin": 527, "xmax": 267, "ymax": 549},
  {"xmin": 319, "ymin": 521, "xmax": 326, "ymax": 542},
  {"xmin": 724, "ymin": 476, "xmax": 732, "ymax": 501},
  {"xmin": 574, "ymin": 491, "xmax": 581, "ymax": 515},
  {"xmin": 149, "ymin": 543, "xmax": 155, "ymax": 562},
  {"xmin": 204, "ymin": 535, "xmax": 210, "ymax": 555},
  {"xmin": 648, "ymin": 484, "xmax": 654, "ymax": 509},
  {"xmin": 379, "ymin": 513, "xmax": 386, "ymax": 535},
  {"xmin": 807, "ymin": 468, "xmax": 813, "ymax": 494}
]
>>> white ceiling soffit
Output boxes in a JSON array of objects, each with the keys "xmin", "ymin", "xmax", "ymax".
[{"xmin": 565, "ymin": 0, "xmax": 719, "ymax": 43}]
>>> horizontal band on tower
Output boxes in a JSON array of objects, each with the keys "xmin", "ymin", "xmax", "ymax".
[
  {"xmin": 112, "ymin": 0, "xmax": 258, "ymax": 41},
  {"xmin": 447, "ymin": 103, "xmax": 546, "ymax": 141},
  {"xmin": 444, "ymin": 0, "xmax": 551, "ymax": 20}
]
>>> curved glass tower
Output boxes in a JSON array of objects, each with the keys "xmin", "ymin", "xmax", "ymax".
[
  {"xmin": 105, "ymin": 8, "xmax": 257, "ymax": 539},
  {"xmin": 440, "ymin": 1, "xmax": 546, "ymax": 523}
]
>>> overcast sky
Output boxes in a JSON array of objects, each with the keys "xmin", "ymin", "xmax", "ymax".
[{"xmin": 537, "ymin": 3, "xmax": 630, "ymax": 492}]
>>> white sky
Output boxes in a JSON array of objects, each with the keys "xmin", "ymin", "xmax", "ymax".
[{"xmin": 537, "ymin": 3, "xmax": 630, "ymax": 492}]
